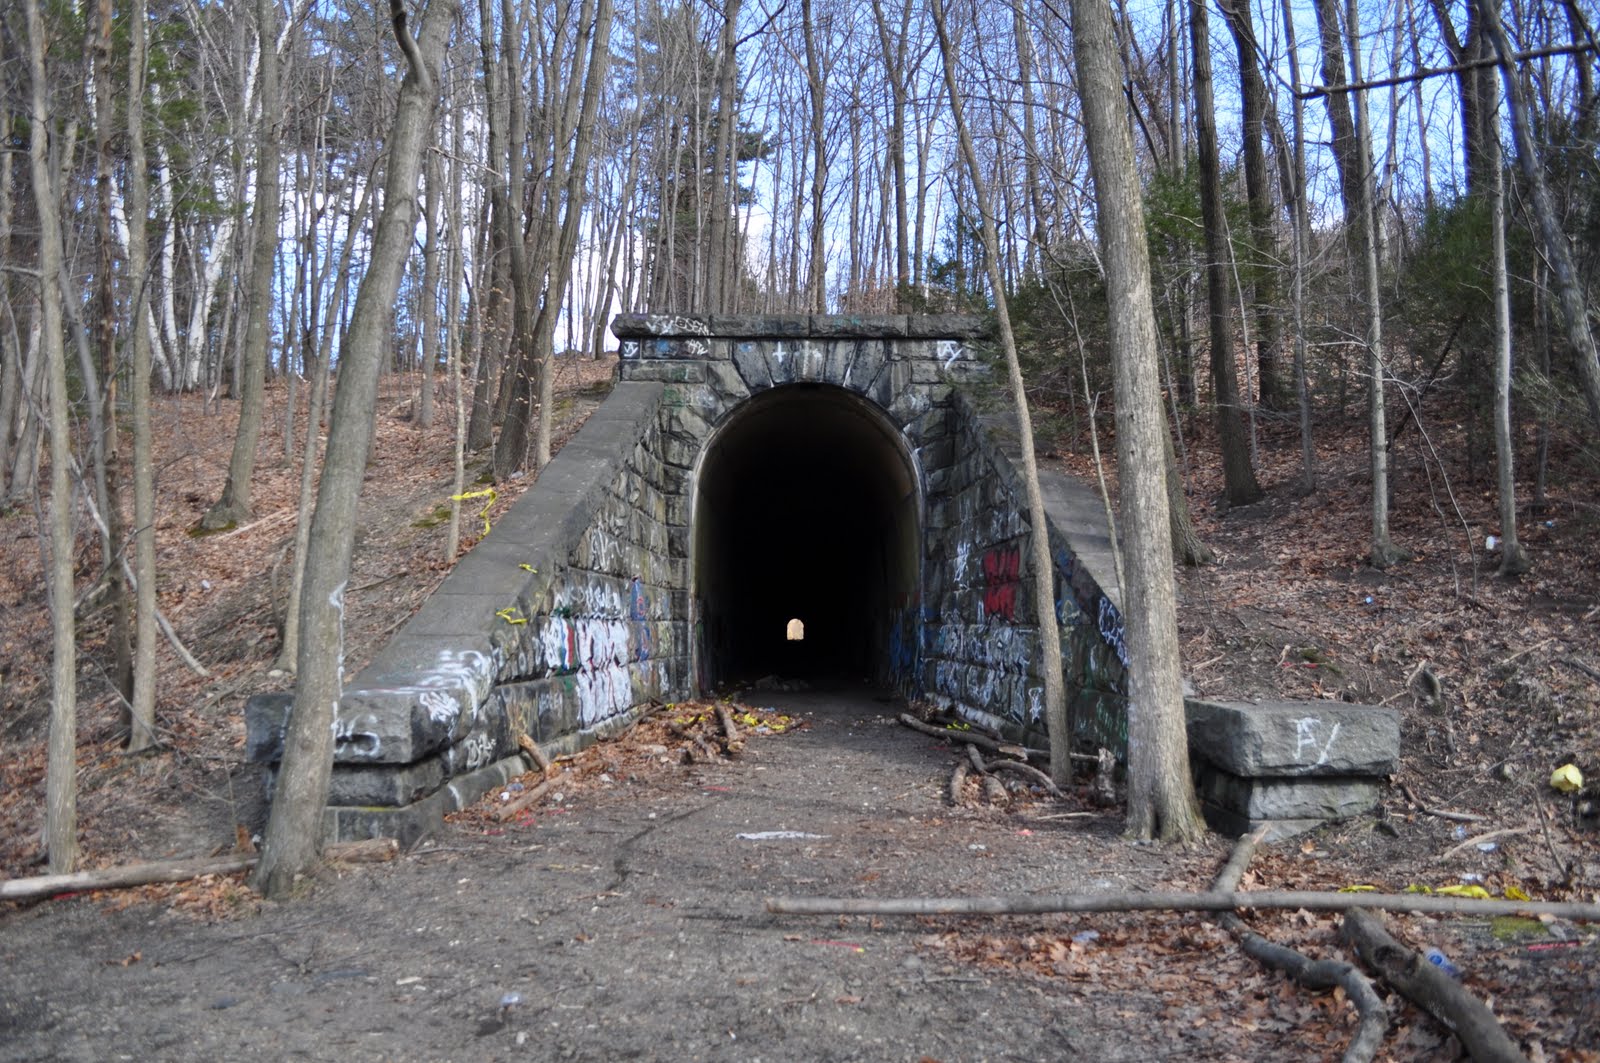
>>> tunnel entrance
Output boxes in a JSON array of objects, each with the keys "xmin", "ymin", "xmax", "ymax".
[{"xmin": 691, "ymin": 384, "xmax": 922, "ymax": 692}]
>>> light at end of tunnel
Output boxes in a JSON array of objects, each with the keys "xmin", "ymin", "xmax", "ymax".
[{"xmin": 786, "ymin": 618, "xmax": 805, "ymax": 641}]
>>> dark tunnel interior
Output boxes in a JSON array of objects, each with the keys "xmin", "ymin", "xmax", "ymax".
[{"xmin": 692, "ymin": 385, "xmax": 921, "ymax": 690}]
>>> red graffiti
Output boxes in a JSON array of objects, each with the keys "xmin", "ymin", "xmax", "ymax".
[
  {"xmin": 983, "ymin": 583, "xmax": 1018, "ymax": 621},
  {"xmin": 981, "ymin": 546, "xmax": 1021, "ymax": 621}
]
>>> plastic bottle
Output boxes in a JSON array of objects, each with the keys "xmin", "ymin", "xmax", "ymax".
[{"xmin": 1424, "ymin": 947, "xmax": 1460, "ymax": 979}]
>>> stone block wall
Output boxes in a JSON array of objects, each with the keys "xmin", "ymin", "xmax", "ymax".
[
  {"xmin": 920, "ymin": 391, "xmax": 1131, "ymax": 756},
  {"xmin": 246, "ymin": 381, "xmax": 686, "ymax": 844}
]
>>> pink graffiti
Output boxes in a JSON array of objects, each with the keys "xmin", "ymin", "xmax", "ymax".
[{"xmin": 981, "ymin": 546, "xmax": 1021, "ymax": 621}]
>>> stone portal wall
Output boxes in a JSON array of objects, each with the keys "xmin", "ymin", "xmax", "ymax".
[
  {"xmin": 247, "ymin": 382, "xmax": 687, "ymax": 844},
  {"xmin": 920, "ymin": 392, "xmax": 1131, "ymax": 754},
  {"xmin": 244, "ymin": 313, "xmax": 1396, "ymax": 845}
]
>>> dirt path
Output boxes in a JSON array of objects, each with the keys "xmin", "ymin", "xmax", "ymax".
[{"xmin": 4, "ymin": 687, "xmax": 1315, "ymax": 1062}]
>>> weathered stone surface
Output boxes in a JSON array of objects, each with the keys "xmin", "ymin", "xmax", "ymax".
[
  {"xmin": 1195, "ymin": 766, "xmax": 1381, "ymax": 820},
  {"xmin": 1186, "ymin": 700, "xmax": 1401, "ymax": 777}
]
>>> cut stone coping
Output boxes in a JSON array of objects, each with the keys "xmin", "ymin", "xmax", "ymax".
[{"xmin": 1186, "ymin": 699, "xmax": 1400, "ymax": 778}]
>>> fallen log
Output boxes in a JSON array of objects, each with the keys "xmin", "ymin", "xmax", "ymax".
[
  {"xmin": 986, "ymin": 758, "xmax": 1064, "ymax": 799},
  {"xmin": 899, "ymin": 713, "xmax": 1053, "ymax": 763},
  {"xmin": 1343, "ymin": 908, "xmax": 1529, "ymax": 1063},
  {"xmin": 1214, "ymin": 829, "xmax": 1387, "ymax": 1063},
  {"xmin": 1, "ymin": 854, "xmax": 257, "ymax": 903},
  {"xmin": 764, "ymin": 889, "xmax": 1600, "ymax": 921}
]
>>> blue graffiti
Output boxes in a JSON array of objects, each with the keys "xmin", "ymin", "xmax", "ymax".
[
  {"xmin": 1096, "ymin": 596, "xmax": 1130, "ymax": 669},
  {"xmin": 629, "ymin": 577, "xmax": 649, "ymax": 621}
]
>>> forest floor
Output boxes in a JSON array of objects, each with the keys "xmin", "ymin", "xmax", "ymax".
[{"xmin": 2, "ymin": 364, "xmax": 1599, "ymax": 1061}]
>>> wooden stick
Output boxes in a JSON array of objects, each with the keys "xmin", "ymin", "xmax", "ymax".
[
  {"xmin": 1343, "ymin": 909, "xmax": 1529, "ymax": 1063},
  {"xmin": 494, "ymin": 776, "xmax": 557, "ymax": 822},
  {"xmin": 1, "ymin": 854, "xmax": 256, "ymax": 903},
  {"xmin": 900, "ymin": 713, "xmax": 1094, "ymax": 763},
  {"xmin": 764, "ymin": 889, "xmax": 1600, "ymax": 921},
  {"xmin": 1422, "ymin": 808, "xmax": 1485, "ymax": 824},
  {"xmin": 1437, "ymin": 827, "xmax": 1531, "ymax": 863},
  {"xmin": 1213, "ymin": 830, "xmax": 1388, "ymax": 1063},
  {"xmin": 1556, "ymin": 656, "xmax": 1600, "ymax": 684},
  {"xmin": 966, "ymin": 743, "xmax": 987, "ymax": 774}
]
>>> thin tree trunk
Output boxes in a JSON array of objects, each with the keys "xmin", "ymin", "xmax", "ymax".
[
  {"xmin": 930, "ymin": 0, "xmax": 1070, "ymax": 788},
  {"xmin": 1479, "ymin": 0, "xmax": 1600, "ymax": 430},
  {"xmin": 125, "ymin": 0, "xmax": 159, "ymax": 753},
  {"xmin": 26, "ymin": 0, "xmax": 80, "ymax": 873},
  {"xmin": 801, "ymin": 0, "xmax": 829, "ymax": 313},
  {"xmin": 1488, "ymin": 105, "xmax": 1530, "ymax": 574},
  {"xmin": 1281, "ymin": 0, "xmax": 1318, "ymax": 495},
  {"xmin": 1069, "ymin": 0, "xmax": 1205, "ymax": 841},
  {"xmin": 417, "ymin": 152, "xmax": 441, "ymax": 428},
  {"xmin": 1190, "ymin": 0, "xmax": 1261, "ymax": 507},
  {"xmin": 202, "ymin": 0, "xmax": 280, "ymax": 530},
  {"xmin": 254, "ymin": 0, "xmax": 452, "ymax": 898}
]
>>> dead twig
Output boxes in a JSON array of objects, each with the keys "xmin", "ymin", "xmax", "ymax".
[{"xmin": 900, "ymin": 713, "xmax": 1093, "ymax": 764}]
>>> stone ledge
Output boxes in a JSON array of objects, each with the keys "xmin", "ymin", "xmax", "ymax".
[
  {"xmin": 1185, "ymin": 699, "xmax": 1400, "ymax": 778},
  {"xmin": 611, "ymin": 313, "xmax": 988, "ymax": 341}
]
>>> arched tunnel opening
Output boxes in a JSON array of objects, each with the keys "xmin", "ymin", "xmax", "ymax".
[{"xmin": 692, "ymin": 385, "xmax": 922, "ymax": 692}]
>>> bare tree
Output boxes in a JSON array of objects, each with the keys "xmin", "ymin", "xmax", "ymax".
[
  {"xmin": 24, "ymin": 0, "xmax": 81, "ymax": 872},
  {"xmin": 254, "ymin": 0, "xmax": 454, "ymax": 898},
  {"xmin": 126, "ymin": 0, "xmax": 159, "ymax": 753},
  {"xmin": 1190, "ymin": 0, "xmax": 1261, "ymax": 508},
  {"xmin": 1478, "ymin": 0, "xmax": 1600, "ymax": 431},
  {"xmin": 930, "ymin": 0, "xmax": 1070, "ymax": 788},
  {"xmin": 202, "ymin": 0, "xmax": 282, "ymax": 530},
  {"xmin": 1069, "ymin": 0, "xmax": 1205, "ymax": 842}
]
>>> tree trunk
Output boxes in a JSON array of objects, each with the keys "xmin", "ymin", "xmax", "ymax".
[
  {"xmin": 1280, "ymin": 0, "xmax": 1318, "ymax": 494},
  {"xmin": 417, "ymin": 152, "xmax": 442, "ymax": 428},
  {"xmin": 930, "ymin": 0, "xmax": 1070, "ymax": 788},
  {"xmin": 1070, "ymin": 0, "xmax": 1205, "ymax": 841},
  {"xmin": 704, "ymin": 0, "xmax": 742, "ymax": 312},
  {"xmin": 1217, "ymin": 0, "xmax": 1287, "ymax": 411},
  {"xmin": 1315, "ymin": 0, "xmax": 1403, "ymax": 566},
  {"xmin": 26, "ymin": 0, "xmax": 80, "ymax": 873},
  {"xmin": 1487, "ymin": 114, "xmax": 1530, "ymax": 576},
  {"xmin": 801, "ymin": 0, "xmax": 830, "ymax": 313},
  {"xmin": 533, "ymin": 0, "xmax": 614, "ymax": 470},
  {"xmin": 202, "ymin": 0, "xmax": 280, "ymax": 531},
  {"xmin": 1478, "ymin": 0, "xmax": 1600, "ymax": 431},
  {"xmin": 125, "ymin": 0, "xmax": 159, "ymax": 753},
  {"xmin": 1189, "ymin": 0, "xmax": 1261, "ymax": 508},
  {"xmin": 254, "ymin": 0, "xmax": 452, "ymax": 899}
]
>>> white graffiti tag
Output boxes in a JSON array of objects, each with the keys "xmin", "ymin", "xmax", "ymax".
[{"xmin": 1292, "ymin": 717, "xmax": 1341, "ymax": 768}]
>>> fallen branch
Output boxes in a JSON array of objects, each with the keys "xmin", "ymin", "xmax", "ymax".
[
  {"xmin": 1, "ymin": 854, "xmax": 256, "ymax": 903},
  {"xmin": 1343, "ymin": 908, "xmax": 1529, "ymax": 1063},
  {"xmin": 495, "ymin": 776, "xmax": 558, "ymax": 822},
  {"xmin": 764, "ymin": 889, "xmax": 1600, "ymax": 921},
  {"xmin": 517, "ymin": 734, "xmax": 554, "ymax": 775},
  {"xmin": 900, "ymin": 713, "xmax": 1091, "ymax": 764},
  {"xmin": 1422, "ymin": 808, "xmax": 1485, "ymax": 824},
  {"xmin": 948, "ymin": 760, "xmax": 971, "ymax": 806},
  {"xmin": 987, "ymin": 757, "xmax": 1065, "ymax": 798},
  {"xmin": 1556, "ymin": 656, "xmax": 1600, "ymax": 685},
  {"xmin": 1214, "ymin": 829, "xmax": 1387, "ymax": 1063},
  {"xmin": 715, "ymin": 705, "xmax": 744, "ymax": 754}
]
